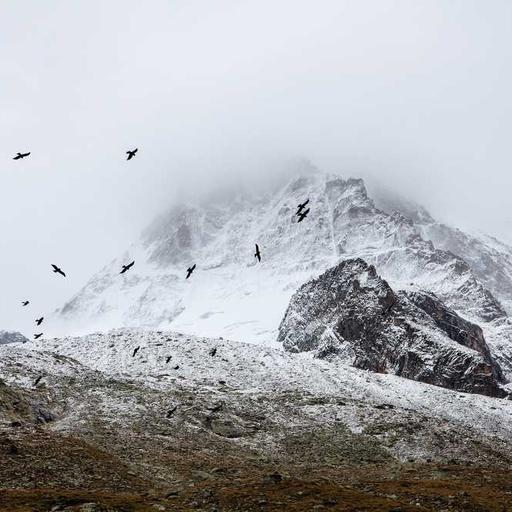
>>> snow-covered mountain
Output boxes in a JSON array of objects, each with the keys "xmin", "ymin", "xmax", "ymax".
[{"xmin": 54, "ymin": 167, "xmax": 512, "ymax": 378}]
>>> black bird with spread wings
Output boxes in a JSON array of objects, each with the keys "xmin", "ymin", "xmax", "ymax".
[
  {"xmin": 297, "ymin": 208, "xmax": 310, "ymax": 223},
  {"xmin": 33, "ymin": 375, "xmax": 43, "ymax": 387},
  {"xmin": 254, "ymin": 244, "xmax": 261, "ymax": 262},
  {"xmin": 126, "ymin": 148, "xmax": 138, "ymax": 160},
  {"xmin": 120, "ymin": 261, "xmax": 135, "ymax": 274},
  {"xmin": 296, "ymin": 198, "xmax": 309, "ymax": 215},
  {"xmin": 186, "ymin": 264, "xmax": 196, "ymax": 279},
  {"xmin": 132, "ymin": 346, "xmax": 140, "ymax": 357},
  {"xmin": 13, "ymin": 152, "xmax": 30, "ymax": 160},
  {"xmin": 166, "ymin": 405, "xmax": 178, "ymax": 418},
  {"xmin": 22, "ymin": 300, "xmax": 29, "ymax": 307},
  {"xmin": 35, "ymin": 317, "xmax": 44, "ymax": 326},
  {"xmin": 51, "ymin": 264, "xmax": 66, "ymax": 277},
  {"xmin": 34, "ymin": 333, "xmax": 43, "ymax": 340}
]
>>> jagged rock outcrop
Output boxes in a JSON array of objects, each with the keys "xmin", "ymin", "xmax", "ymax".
[
  {"xmin": 402, "ymin": 291, "xmax": 494, "ymax": 362},
  {"xmin": 0, "ymin": 331, "xmax": 28, "ymax": 345},
  {"xmin": 278, "ymin": 259, "xmax": 506, "ymax": 397}
]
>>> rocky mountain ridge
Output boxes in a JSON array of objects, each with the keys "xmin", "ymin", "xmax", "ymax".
[{"xmin": 278, "ymin": 258, "xmax": 506, "ymax": 396}]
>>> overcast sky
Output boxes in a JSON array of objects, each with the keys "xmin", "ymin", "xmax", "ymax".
[{"xmin": 1, "ymin": 0, "xmax": 512, "ymax": 334}]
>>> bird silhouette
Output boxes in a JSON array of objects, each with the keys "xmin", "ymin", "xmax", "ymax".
[
  {"xmin": 13, "ymin": 152, "xmax": 30, "ymax": 160},
  {"xmin": 33, "ymin": 375, "xmax": 43, "ymax": 387},
  {"xmin": 186, "ymin": 264, "xmax": 196, "ymax": 279},
  {"xmin": 296, "ymin": 198, "xmax": 309, "ymax": 214},
  {"xmin": 34, "ymin": 333, "xmax": 43, "ymax": 340},
  {"xmin": 21, "ymin": 301, "xmax": 29, "ymax": 307},
  {"xmin": 51, "ymin": 264, "xmax": 66, "ymax": 277},
  {"xmin": 165, "ymin": 355, "xmax": 172, "ymax": 364},
  {"xmin": 166, "ymin": 405, "xmax": 178, "ymax": 418},
  {"xmin": 209, "ymin": 347, "xmax": 217, "ymax": 357},
  {"xmin": 35, "ymin": 317, "xmax": 44, "ymax": 326},
  {"xmin": 297, "ymin": 208, "xmax": 310, "ymax": 223},
  {"xmin": 120, "ymin": 261, "xmax": 135, "ymax": 274},
  {"xmin": 254, "ymin": 244, "xmax": 261, "ymax": 262},
  {"xmin": 126, "ymin": 148, "xmax": 138, "ymax": 160},
  {"xmin": 132, "ymin": 346, "xmax": 140, "ymax": 357}
]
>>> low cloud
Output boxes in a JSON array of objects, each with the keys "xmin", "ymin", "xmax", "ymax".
[{"xmin": 1, "ymin": 0, "xmax": 511, "ymax": 333}]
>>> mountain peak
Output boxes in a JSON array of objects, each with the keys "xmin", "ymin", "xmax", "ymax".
[{"xmin": 55, "ymin": 166, "xmax": 511, "ymax": 368}]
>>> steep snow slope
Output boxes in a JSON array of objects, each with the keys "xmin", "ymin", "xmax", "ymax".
[
  {"xmin": 375, "ymin": 190, "xmax": 512, "ymax": 316},
  {"xmin": 54, "ymin": 169, "xmax": 510, "ymax": 352}
]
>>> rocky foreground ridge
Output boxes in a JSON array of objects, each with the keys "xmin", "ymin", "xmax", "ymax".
[{"xmin": 1, "ymin": 329, "xmax": 512, "ymax": 511}]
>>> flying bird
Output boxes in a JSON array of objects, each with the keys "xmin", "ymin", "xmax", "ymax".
[
  {"xmin": 126, "ymin": 148, "xmax": 138, "ymax": 160},
  {"xmin": 13, "ymin": 152, "xmax": 30, "ymax": 160},
  {"xmin": 21, "ymin": 301, "xmax": 29, "ymax": 307},
  {"xmin": 132, "ymin": 346, "xmax": 140, "ymax": 357},
  {"xmin": 209, "ymin": 347, "xmax": 217, "ymax": 357},
  {"xmin": 296, "ymin": 199, "xmax": 309, "ymax": 214},
  {"xmin": 35, "ymin": 317, "xmax": 44, "ymax": 326},
  {"xmin": 254, "ymin": 244, "xmax": 261, "ymax": 263},
  {"xmin": 34, "ymin": 333, "xmax": 43, "ymax": 340},
  {"xmin": 297, "ymin": 208, "xmax": 310, "ymax": 223},
  {"xmin": 33, "ymin": 375, "xmax": 43, "ymax": 387},
  {"xmin": 51, "ymin": 264, "xmax": 66, "ymax": 277},
  {"xmin": 186, "ymin": 264, "xmax": 196, "ymax": 279},
  {"xmin": 120, "ymin": 261, "xmax": 135, "ymax": 274},
  {"xmin": 166, "ymin": 405, "xmax": 178, "ymax": 418},
  {"xmin": 165, "ymin": 355, "xmax": 172, "ymax": 364}
]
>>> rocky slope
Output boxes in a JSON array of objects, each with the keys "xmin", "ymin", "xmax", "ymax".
[
  {"xmin": 278, "ymin": 259, "xmax": 506, "ymax": 396},
  {"xmin": 1, "ymin": 329, "xmax": 512, "ymax": 511}
]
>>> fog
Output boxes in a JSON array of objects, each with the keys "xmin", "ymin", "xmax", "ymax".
[{"xmin": 1, "ymin": 0, "xmax": 512, "ymax": 334}]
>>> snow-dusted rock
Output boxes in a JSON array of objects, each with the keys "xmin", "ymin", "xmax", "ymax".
[
  {"xmin": 3, "ymin": 328, "xmax": 512, "ymax": 458},
  {"xmin": 0, "ymin": 330, "xmax": 28, "ymax": 345},
  {"xmin": 1, "ymin": 328, "xmax": 512, "ymax": 502},
  {"xmin": 278, "ymin": 259, "xmax": 505, "ymax": 397}
]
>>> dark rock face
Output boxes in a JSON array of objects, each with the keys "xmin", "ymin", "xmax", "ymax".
[
  {"xmin": 278, "ymin": 259, "xmax": 506, "ymax": 397},
  {"xmin": 402, "ymin": 291, "xmax": 496, "ymax": 365}
]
